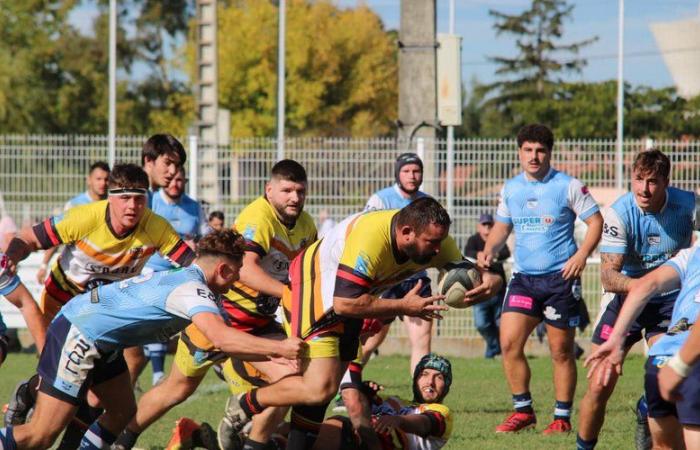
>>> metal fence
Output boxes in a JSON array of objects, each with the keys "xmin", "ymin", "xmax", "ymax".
[{"xmin": 1, "ymin": 134, "xmax": 699, "ymax": 338}]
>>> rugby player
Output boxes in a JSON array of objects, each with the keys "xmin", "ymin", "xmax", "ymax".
[
  {"xmin": 2, "ymin": 164, "xmax": 194, "ymax": 428},
  {"xmin": 577, "ymin": 150, "xmax": 696, "ymax": 449},
  {"xmin": 113, "ymin": 160, "xmax": 316, "ymax": 450},
  {"xmin": 479, "ymin": 124, "xmax": 603, "ymax": 434},
  {"xmin": 0, "ymin": 230, "xmax": 305, "ymax": 450},
  {"xmin": 362, "ymin": 153, "xmax": 434, "ymax": 374},
  {"xmin": 315, "ymin": 353, "xmax": 454, "ymax": 450},
  {"xmin": 143, "ymin": 166, "xmax": 208, "ymax": 386},
  {"xmin": 585, "ymin": 240, "xmax": 700, "ymax": 450},
  {"xmin": 36, "ymin": 161, "xmax": 110, "ymax": 284},
  {"xmin": 218, "ymin": 197, "xmax": 503, "ymax": 450}
]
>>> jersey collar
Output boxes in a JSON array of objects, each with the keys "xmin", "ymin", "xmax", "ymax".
[
  {"xmin": 393, "ymin": 183, "xmax": 422, "ymax": 200},
  {"xmin": 523, "ymin": 167, "xmax": 555, "ymax": 183},
  {"xmin": 158, "ymin": 188, "xmax": 181, "ymax": 206}
]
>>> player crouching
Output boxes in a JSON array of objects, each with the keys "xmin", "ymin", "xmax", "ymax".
[
  {"xmin": 314, "ymin": 353, "xmax": 453, "ymax": 450},
  {"xmin": 0, "ymin": 230, "xmax": 305, "ymax": 450}
]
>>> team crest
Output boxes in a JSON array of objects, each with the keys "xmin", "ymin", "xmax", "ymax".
[
  {"xmin": 526, "ymin": 198, "xmax": 538, "ymax": 209},
  {"xmin": 647, "ymin": 235, "xmax": 661, "ymax": 245}
]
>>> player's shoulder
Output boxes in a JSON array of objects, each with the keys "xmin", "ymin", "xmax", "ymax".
[
  {"xmin": 63, "ymin": 199, "xmax": 108, "ymax": 222},
  {"xmin": 179, "ymin": 194, "xmax": 203, "ymax": 214},
  {"xmin": 296, "ymin": 211, "xmax": 318, "ymax": 234},
  {"xmin": 238, "ymin": 197, "xmax": 274, "ymax": 222},
  {"xmin": 418, "ymin": 402, "xmax": 451, "ymax": 418},
  {"xmin": 140, "ymin": 208, "xmax": 176, "ymax": 235},
  {"xmin": 609, "ymin": 192, "xmax": 635, "ymax": 213},
  {"xmin": 66, "ymin": 192, "xmax": 91, "ymax": 208},
  {"xmin": 667, "ymin": 187, "xmax": 695, "ymax": 210},
  {"xmin": 503, "ymin": 172, "xmax": 526, "ymax": 190},
  {"xmin": 372, "ymin": 185, "xmax": 396, "ymax": 198}
]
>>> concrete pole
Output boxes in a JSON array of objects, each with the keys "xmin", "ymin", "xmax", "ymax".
[
  {"xmin": 108, "ymin": 0, "xmax": 117, "ymax": 167},
  {"xmin": 615, "ymin": 0, "xmax": 624, "ymax": 190},
  {"xmin": 277, "ymin": 0, "xmax": 286, "ymax": 161}
]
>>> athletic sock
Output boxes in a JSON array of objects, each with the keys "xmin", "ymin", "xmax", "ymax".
[
  {"xmin": 636, "ymin": 394, "xmax": 648, "ymax": 422},
  {"xmin": 0, "ymin": 426, "xmax": 17, "ymax": 450},
  {"xmin": 113, "ymin": 428, "xmax": 140, "ymax": 450},
  {"xmin": 286, "ymin": 404, "xmax": 327, "ymax": 450},
  {"xmin": 512, "ymin": 392, "xmax": 533, "ymax": 414},
  {"xmin": 239, "ymin": 389, "xmax": 265, "ymax": 417},
  {"xmin": 576, "ymin": 434, "xmax": 597, "ymax": 450},
  {"xmin": 79, "ymin": 421, "xmax": 117, "ymax": 450},
  {"xmin": 553, "ymin": 400, "xmax": 572, "ymax": 421},
  {"xmin": 242, "ymin": 438, "xmax": 267, "ymax": 450}
]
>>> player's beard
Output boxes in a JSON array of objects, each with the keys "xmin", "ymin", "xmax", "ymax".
[
  {"xmin": 274, "ymin": 203, "xmax": 302, "ymax": 227},
  {"xmin": 398, "ymin": 181, "xmax": 419, "ymax": 195}
]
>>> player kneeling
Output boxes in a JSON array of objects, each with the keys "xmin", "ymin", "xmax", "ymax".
[
  {"xmin": 315, "ymin": 353, "xmax": 453, "ymax": 450},
  {"xmin": 0, "ymin": 230, "xmax": 304, "ymax": 450}
]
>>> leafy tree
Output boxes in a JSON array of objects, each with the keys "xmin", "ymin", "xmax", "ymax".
[{"xmin": 211, "ymin": 0, "xmax": 397, "ymax": 137}]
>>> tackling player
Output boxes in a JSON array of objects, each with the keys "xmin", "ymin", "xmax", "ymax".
[
  {"xmin": 112, "ymin": 160, "xmax": 316, "ymax": 450},
  {"xmin": 479, "ymin": 124, "xmax": 603, "ymax": 434},
  {"xmin": 0, "ymin": 230, "xmax": 304, "ymax": 450},
  {"xmin": 218, "ymin": 198, "xmax": 503, "ymax": 450},
  {"xmin": 577, "ymin": 150, "xmax": 696, "ymax": 449}
]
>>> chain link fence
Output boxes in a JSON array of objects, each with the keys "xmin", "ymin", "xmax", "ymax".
[{"xmin": 1, "ymin": 135, "xmax": 699, "ymax": 339}]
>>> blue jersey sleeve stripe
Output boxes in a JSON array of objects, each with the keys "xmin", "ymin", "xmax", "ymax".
[
  {"xmin": 578, "ymin": 205, "xmax": 600, "ymax": 221},
  {"xmin": 188, "ymin": 305, "xmax": 220, "ymax": 317},
  {"xmin": 0, "ymin": 275, "xmax": 20, "ymax": 296},
  {"xmin": 495, "ymin": 214, "xmax": 512, "ymax": 224},
  {"xmin": 599, "ymin": 246, "xmax": 626, "ymax": 254}
]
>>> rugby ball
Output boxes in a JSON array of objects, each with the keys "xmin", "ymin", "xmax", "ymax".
[{"xmin": 438, "ymin": 260, "xmax": 481, "ymax": 309}]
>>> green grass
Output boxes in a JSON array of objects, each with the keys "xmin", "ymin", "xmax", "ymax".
[{"xmin": 0, "ymin": 353, "xmax": 645, "ymax": 449}]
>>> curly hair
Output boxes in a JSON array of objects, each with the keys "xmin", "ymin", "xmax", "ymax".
[
  {"xmin": 516, "ymin": 123, "xmax": 554, "ymax": 151},
  {"xmin": 108, "ymin": 164, "xmax": 149, "ymax": 190},
  {"xmin": 196, "ymin": 229, "xmax": 244, "ymax": 263}
]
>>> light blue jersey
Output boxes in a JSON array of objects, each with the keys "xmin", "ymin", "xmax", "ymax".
[
  {"xmin": 147, "ymin": 190, "xmax": 206, "ymax": 271},
  {"xmin": 649, "ymin": 246, "xmax": 700, "ymax": 357},
  {"xmin": 496, "ymin": 168, "xmax": 599, "ymax": 275},
  {"xmin": 59, "ymin": 264, "xmax": 220, "ymax": 348},
  {"xmin": 365, "ymin": 184, "xmax": 430, "ymax": 280},
  {"xmin": 600, "ymin": 188, "xmax": 695, "ymax": 302},
  {"xmin": 64, "ymin": 191, "xmax": 94, "ymax": 210}
]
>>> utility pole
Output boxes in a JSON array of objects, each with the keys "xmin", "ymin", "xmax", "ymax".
[{"xmin": 398, "ymin": 0, "xmax": 437, "ymax": 193}]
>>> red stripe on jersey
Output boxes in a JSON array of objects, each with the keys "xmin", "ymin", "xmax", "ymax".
[
  {"xmin": 44, "ymin": 219, "xmax": 60, "ymax": 247},
  {"xmin": 44, "ymin": 275, "xmax": 73, "ymax": 304},
  {"xmin": 336, "ymin": 267, "xmax": 371, "ymax": 288}
]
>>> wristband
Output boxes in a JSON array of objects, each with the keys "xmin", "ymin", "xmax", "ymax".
[{"xmin": 667, "ymin": 354, "xmax": 691, "ymax": 378}]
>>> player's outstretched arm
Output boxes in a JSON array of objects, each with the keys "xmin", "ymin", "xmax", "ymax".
[
  {"xmin": 658, "ymin": 309, "xmax": 700, "ymax": 401},
  {"xmin": 5, "ymin": 228, "xmax": 42, "ymax": 274},
  {"xmin": 238, "ymin": 251, "xmax": 286, "ymax": 298},
  {"xmin": 4, "ymin": 283, "xmax": 48, "ymax": 352},
  {"xmin": 600, "ymin": 252, "xmax": 633, "ymax": 294},
  {"xmin": 585, "ymin": 265, "xmax": 680, "ymax": 385},
  {"xmin": 478, "ymin": 222, "xmax": 511, "ymax": 268},
  {"xmin": 561, "ymin": 211, "xmax": 603, "ymax": 280},
  {"xmin": 192, "ymin": 311, "xmax": 305, "ymax": 361}
]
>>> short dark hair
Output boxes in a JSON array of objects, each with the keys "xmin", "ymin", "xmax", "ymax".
[
  {"xmin": 270, "ymin": 159, "xmax": 307, "ymax": 183},
  {"xmin": 516, "ymin": 124, "xmax": 554, "ymax": 151},
  {"xmin": 209, "ymin": 211, "xmax": 224, "ymax": 222},
  {"xmin": 632, "ymin": 149, "xmax": 671, "ymax": 180},
  {"xmin": 197, "ymin": 229, "xmax": 244, "ymax": 263},
  {"xmin": 108, "ymin": 163, "xmax": 149, "ymax": 190},
  {"xmin": 141, "ymin": 134, "xmax": 187, "ymax": 166},
  {"xmin": 396, "ymin": 197, "xmax": 451, "ymax": 233},
  {"xmin": 89, "ymin": 161, "xmax": 110, "ymax": 174}
]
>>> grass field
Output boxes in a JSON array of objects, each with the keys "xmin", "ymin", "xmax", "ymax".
[{"xmin": 0, "ymin": 353, "xmax": 646, "ymax": 449}]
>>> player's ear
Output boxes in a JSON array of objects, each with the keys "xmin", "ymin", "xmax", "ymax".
[{"xmin": 398, "ymin": 224, "xmax": 415, "ymax": 238}]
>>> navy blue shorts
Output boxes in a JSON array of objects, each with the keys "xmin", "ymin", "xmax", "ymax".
[
  {"xmin": 645, "ymin": 356, "xmax": 700, "ymax": 426},
  {"xmin": 37, "ymin": 315, "xmax": 127, "ymax": 405},
  {"xmin": 502, "ymin": 272, "xmax": 581, "ymax": 329},
  {"xmin": 381, "ymin": 276, "xmax": 432, "ymax": 299},
  {"xmin": 592, "ymin": 295, "xmax": 674, "ymax": 346}
]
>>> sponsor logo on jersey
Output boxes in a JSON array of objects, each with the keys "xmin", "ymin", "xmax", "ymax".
[
  {"xmin": 243, "ymin": 224, "xmax": 257, "ymax": 241},
  {"xmin": 512, "ymin": 215, "xmax": 555, "ymax": 233},
  {"xmin": 354, "ymin": 252, "xmax": 371, "ymax": 277},
  {"xmin": 508, "ymin": 294, "xmax": 533, "ymax": 310},
  {"xmin": 526, "ymin": 198, "xmax": 538, "ymax": 209},
  {"xmin": 544, "ymin": 306, "xmax": 562, "ymax": 321},
  {"xmin": 647, "ymin": 234, "xmax": 661, "ymax": 245}
]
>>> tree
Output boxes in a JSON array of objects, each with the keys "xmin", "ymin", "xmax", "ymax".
[
  {"xmin": 210, "ymin": 0, "xmax": 397, "ymax": 137},
  {"xmin": 487, "ymin": 0, "xmax": 597, "ymax": 102}
]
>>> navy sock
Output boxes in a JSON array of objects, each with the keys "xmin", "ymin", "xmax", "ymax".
[
  {"xmin": 512, "ymin": 392, "xmax": 533, "ymax": 413},
  {"xmin": 636, "ymin": 394, "xmax": 648, "ymax": 422},
  {"xmin": 554, "ymin": 400, "xmax": 572, "ymax": 421},
  {"xmin": 79, "ymin": 421, "xmax": 116, "ymax": 450},
  {"xmin": 0, "ymin": 426, "xmax": 17, "ymax": 450},
  {"xmin": 242, "ymin": 438, "xmax": 267, "ymax": 450},
  {"xmin": 576, "ymin": 433, "xmax": 597, "ymax": 450},
  {"xmin": 239, "ymin": 389, "xmax": 265, "ymax": 417}
]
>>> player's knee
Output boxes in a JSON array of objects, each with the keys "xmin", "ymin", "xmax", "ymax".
[
  {"xmin": 549, "ymin": 344, "xmax": 574, "ymax": 364},
  {"xmin": 306, "ymin": 381, "xmax": 338, "ymax": 405},
  {"xmin": 499, "ymin": 336, "xmax": 521, "ymax": 356}
]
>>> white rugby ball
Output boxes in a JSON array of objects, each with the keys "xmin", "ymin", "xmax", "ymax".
[{"xmin": 438, "ymin": 260, "xmax": 482, "ymax": 309}]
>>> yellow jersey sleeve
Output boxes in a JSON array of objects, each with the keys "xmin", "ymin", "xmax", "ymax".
[
  {"xmin": 234, "ymin": 199, "xmax": 276, "ymax": 256},
  {"xmin": 418, "ymin": 403, "xmax": 453, "ymax": 438},
  {"xmin": 143, "ymin": 210, "xmax": 195, "ymax": 266},
  {"xmin": 32, "ymin": 201, "xmax": 106, "ymax": 249},
  {"xmin": 334, "ymin": 216, "xmax": 388, "ymax": 298}
]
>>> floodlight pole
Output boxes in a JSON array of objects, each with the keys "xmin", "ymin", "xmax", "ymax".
[
  {"xmin": 615, "ymin": 0, "xmax": 624, "ymax": 190},
  {"xmin": 277, "ymin": 0, "xmax": 286, "ymax": 161},
  {"xmin": 108, "ymin": 0, "xmax": 117, "ymax": 167},
  {"xmin": 446, "ymin": 0, "xmax": 456, "ymax": 217}
]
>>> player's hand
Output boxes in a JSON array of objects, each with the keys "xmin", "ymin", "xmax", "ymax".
[
  {"xmin": 658, "ymin": 364, "xmax": 684, "ymax": 402},
  {"xmin": 561, "ymin": 252, "xmax": 587, "ymax": 280},
  {"xmin": 476, "ymin": 250, "xmax": 494, "ymax": 269},
  {"xmin": 277, "ymin": 337, "xmax": 307, "ymax": 360},
  {"xmin": 463, "ymin": 271, "xmax": 503, "ymax": 307},
  {"xmin": 584, "ymin": 338, "xmax": 625, "ymax": 386},
  {"xmin": 401, "ymin": 280, "xmax": 447, "ymax": 320},
  {"xmin": 373, "ymin": 415, "xmax": 402, "ymax": 434},
  {"xmin": 36, "ymin": 265, "xmax": 48, "ymax": 284}
]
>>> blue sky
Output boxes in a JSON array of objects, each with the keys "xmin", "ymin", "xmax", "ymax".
[{"xmin": 70, "ymin": 0, "xmax": 699, "ymax": 89}]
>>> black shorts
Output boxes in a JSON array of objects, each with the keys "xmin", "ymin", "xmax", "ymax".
[
  {"xmin": 592, "ymin": 295, "xmax": 674, "ymax": 347},
  {"xmin": 502, "ymin": 272, "xmax": 582, "ymax": 329},
  {"xmin": 37, "ymin": 315, "xmax": 127, "ymax": 405},
  {"xmin": 645, "ymin": 356, "xmax": 700, "ymax": 426}
]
